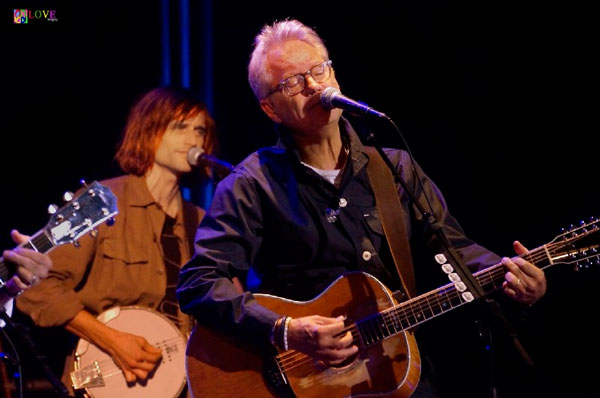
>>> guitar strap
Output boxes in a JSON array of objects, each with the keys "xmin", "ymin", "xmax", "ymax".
[{"xmin": 365, "ymin": 146, "xmax": 416, "ymax": 298}]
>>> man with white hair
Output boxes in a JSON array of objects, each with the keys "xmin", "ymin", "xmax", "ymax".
[{"xmin": 178, "ymin": 18, "xmax": 546, "ymax": 397}]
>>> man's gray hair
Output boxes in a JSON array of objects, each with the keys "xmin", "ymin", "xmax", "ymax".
[{"xmin": 248, "ymin": 19, "xmax": 329, "ymax": 100}]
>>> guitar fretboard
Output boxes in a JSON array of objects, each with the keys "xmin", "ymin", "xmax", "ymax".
[
  {"xmin": 355, "ymin": 248, "xmax": 551, "ymax": 346},
  {"xmin": 23, "ymin": 230, "xmax": 54, "ymax": 253},
  {"xmin": 0, "ymin": 230, "xmax": 54, "ymax": 282}
]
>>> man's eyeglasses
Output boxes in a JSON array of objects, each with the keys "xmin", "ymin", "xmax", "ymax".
[{"xmin": 266, "ymin": 60, "xmax": 333, "ymax": 97}]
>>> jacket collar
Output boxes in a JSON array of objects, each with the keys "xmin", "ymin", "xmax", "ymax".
[{"xmin": 126, "ymin": 174, "xmax": 157, "ymax": 207}]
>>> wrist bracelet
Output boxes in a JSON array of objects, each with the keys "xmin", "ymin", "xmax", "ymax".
[
  {"xmin": 277, "ymin": 316, "xmax": 287, "ymax": 350},
  {"xmin": 270, "ymin": 316, "xmax": 285, "ymax": 348},
  {"xmin": 282, "ymin": 316, "xmax": 292, "ymax": 351}
]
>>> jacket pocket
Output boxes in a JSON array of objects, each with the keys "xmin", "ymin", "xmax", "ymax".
[
  {"xmin": 101, "ymin": 237, "xmax": 149, "ymax": 265},
  {"xmin": 362, "ymin": 206, "xmax": 385, "ymax": 235}
]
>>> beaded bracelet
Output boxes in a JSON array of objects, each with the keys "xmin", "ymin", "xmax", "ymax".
[{"xmin": 282, "ymin": 316, "xmax": 292, "ymax": 351}]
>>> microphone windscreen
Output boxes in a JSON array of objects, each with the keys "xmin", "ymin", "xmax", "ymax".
[
  {"xmin": 320, "ymin": 87, "xmax": 341, "ymax": 110},
  {"xmin": 187, "ymin": 147, "xmax": 204, "ymax": 166}
]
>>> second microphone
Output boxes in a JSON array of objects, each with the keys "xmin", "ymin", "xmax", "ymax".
[{"xmin": 187, "ymin": 147, "xmax": 234, "ymax": 177}]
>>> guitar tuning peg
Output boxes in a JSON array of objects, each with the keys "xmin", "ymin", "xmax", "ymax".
[
  {"xmin": 80, "ymin": 179, "xmax": 88, "ymax": 187},
  {"xmin": 106, "ymin": 217, "xmax": 115, "ymax": 227},
  {"xmin": 63, "ymin": 191, "xmax": 74, "ymax": 202},
  {"xmin": 73, "ymin": 240, "xmax": 80, "ymax": 248},
  {"xmin": 47, "ymin": 204, "xmax": 59, "ymax": 215},
  {"xmin": 90, "ymin": 229, "xmax": 98, "ymax": 238},
  {"xmin": 569, "ymin": 224, "xmax": 575, "ymax": 231}
]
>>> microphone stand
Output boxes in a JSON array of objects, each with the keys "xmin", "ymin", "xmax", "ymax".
[
  {"xmin": 0, "ymin": 308, "xmax": 71, "ymax": 398},
  {"xmin": 363, "ymin": 130, "xmax": 485, "ymax": 300},
  {"xmin": 362, "ymin": 124, "xmax": 533, "ymax": 368}
]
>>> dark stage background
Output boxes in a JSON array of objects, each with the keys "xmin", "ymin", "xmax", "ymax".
[{"xmin": 1, "ymin": 1, "xmax": 597, "ymax": 397}]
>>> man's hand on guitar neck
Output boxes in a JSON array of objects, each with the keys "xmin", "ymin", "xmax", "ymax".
[
  {"xmin": 2, "ymin": 229, "xmax": 52, "ymax": 300},
  {"xmin": 10, "ymin": 229, "xmax": 53, "ymax": 287},
  {"xmin": 287, "ymin": 315, "xmax": 358, "ymax": 366},
  {"xmin": 66, "ymin": 310, "xmax": 162, "ymax": 383},
  {"xmin": 502, "ymin": 241, "xmax": 547, "ymax": 306}
]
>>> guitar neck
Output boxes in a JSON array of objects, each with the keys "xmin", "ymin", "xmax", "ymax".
[
  {"xmin": 1, "ymin": 180, "xmax": 118, "ymax": 284},
  {"xmin": 0, "ymin": 230, "xmax": 54, "ymax": 282},
  {"xmin": 354, "ymin": 245, "xmax": 555, "ymax": 346}
]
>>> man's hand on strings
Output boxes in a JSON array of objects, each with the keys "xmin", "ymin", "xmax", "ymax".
[{"xmin": 287, "ymin": 315, "xmax": 358, "ymax": 366}]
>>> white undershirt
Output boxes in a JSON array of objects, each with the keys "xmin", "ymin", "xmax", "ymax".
[{"xmin": 301, "ymin": 162, "xmax": 343, "ymax": 187}]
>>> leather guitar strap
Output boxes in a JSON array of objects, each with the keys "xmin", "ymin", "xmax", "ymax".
[{"xmin": 365, "ymin": 146, "xmax": 416, "ymax": 298}]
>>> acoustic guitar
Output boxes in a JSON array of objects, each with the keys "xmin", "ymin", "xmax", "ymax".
[{"xmin": 186, "ymin": 218, "xmax": 599, "ymax": 398}]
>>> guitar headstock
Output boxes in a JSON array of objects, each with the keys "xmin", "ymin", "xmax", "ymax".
[
  {"xmin": 548, "ymin": 217, "xmax": 600, "ymax": 271},
  {"xmin": 44, "ymin": 181, "xmax": 118, "ymax": 247}
]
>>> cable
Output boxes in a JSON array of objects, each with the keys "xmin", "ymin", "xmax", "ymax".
[
  {"xmin": 1, "ymin": 326, "xmax": 23, "ymax": 398},
  {"xmin": 385, "ymin": 117, "xmax": 437, "ymax": 217}
]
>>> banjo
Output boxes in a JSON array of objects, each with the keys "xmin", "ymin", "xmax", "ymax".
[{"xmin": 70, "ymin": 306, "xmax": 187, "ymax": 398}]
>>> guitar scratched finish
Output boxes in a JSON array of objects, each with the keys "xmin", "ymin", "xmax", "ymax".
[{"xmin": 186, "ymin": 273, "xmax": 421, "ymax": 398}]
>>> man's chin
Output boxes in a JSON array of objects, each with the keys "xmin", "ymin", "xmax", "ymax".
[
  {"xmin": 330, "ymin": 108, "xmax": 343, "ymax": 121},
  {"xmin": 320, "ymin": 107, "xmax": 343, "ymax": 126}
]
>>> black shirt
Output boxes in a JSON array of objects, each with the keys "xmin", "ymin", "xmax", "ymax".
[{"xmin": 176, "ymin": 118, "xmax": 501, "ymax": 348}]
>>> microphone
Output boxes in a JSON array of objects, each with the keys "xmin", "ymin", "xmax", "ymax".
[
  {"xmin": 320, "ymin": 87, "xmax": 388, "ymax": 119},
  {"xmin": 187, "ymin": 147, "xmax": 234, "ymax": 176}
]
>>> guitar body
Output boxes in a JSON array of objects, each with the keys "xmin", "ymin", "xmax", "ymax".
[
  {"xmin": 72, "ymin": 306, "xmax": 187, "ymax": 398},
  {"xmin": 186, "ymin": 218, "xmax": 600, "ymax": 397},
  {"xmin": 186, "ymin": 272, "xmax": 421, "ymax": 398}
]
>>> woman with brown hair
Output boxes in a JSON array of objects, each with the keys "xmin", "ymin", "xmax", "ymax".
[{"xmin": 17, "ymin": 86, "xmax": 218, "ymax": 396}]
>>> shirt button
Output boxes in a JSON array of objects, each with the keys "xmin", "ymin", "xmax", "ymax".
[
  {"xmin": 362, "ymin": 251, "xmax": 372, "ymax": 261},
  {"xmin": 339, "ymin": 198, "xmax": 348, "ymax": 208},
  {"xmin": 158, "ymin": 269, "xmax": 164, "ymax": 275}
]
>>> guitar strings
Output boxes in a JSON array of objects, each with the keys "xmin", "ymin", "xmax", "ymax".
[{"xmin": 275, "ymin": 240, "xmax": 583, "ymax": 372}]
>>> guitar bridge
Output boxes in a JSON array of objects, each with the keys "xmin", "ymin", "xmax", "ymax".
[{"xmin": 71, "ymin": 361, "xmax": 105, "ymax": 389}]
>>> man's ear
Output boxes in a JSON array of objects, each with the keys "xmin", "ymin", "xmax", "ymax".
[{"xmin": 260, "ymin": 98, "xmax": 282, "ymax": 124}]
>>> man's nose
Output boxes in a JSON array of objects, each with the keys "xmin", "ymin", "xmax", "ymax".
[{"xmin": 304, "ymin": 75, "xmax": 323, "ymax": 95}]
